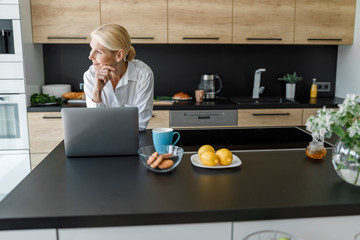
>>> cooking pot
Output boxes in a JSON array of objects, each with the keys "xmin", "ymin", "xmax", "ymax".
[{"xmin": 199, "ymin": 74, "xmax": 222, "ymax": 100}]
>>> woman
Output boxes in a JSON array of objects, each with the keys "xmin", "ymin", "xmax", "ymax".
[{"xmin": 84, "ymin": 24, "xmax": 154, "ymax": 131}]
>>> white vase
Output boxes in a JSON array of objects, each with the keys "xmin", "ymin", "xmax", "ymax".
[{"xmin": 286, "ymin": 83, "xmax": 296, "ymax": 99}]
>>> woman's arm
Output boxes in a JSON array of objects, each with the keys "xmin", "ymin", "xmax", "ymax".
[{"xmin": 135, "ymin": 70, "xmax": 154, "ymax": 131}]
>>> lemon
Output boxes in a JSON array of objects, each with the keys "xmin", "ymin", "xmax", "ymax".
[
  {"xmin": 198, "ymin": 145, "xmax": 215, "ymax": 156},
  {"xmin": 199, "ymin": 151, "xmax": 219, "ymax": 166},
  {"xmin": 215, "ymin": 148, "xmax": 233, "ymax": 166}
]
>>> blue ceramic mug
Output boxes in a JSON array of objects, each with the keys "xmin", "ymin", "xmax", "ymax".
[{"xmin": 152, "ymin": 128, "xmax": 180, "ymax": 153}]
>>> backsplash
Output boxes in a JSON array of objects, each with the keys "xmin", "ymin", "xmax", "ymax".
[{"xmin": 43, "ymin": 44, "xmax": 337, "ymax": 98}]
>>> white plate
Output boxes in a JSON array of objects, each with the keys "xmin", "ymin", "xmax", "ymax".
[
  {"xmin": 33, "ymin": 102, "xmax": 59, "ymax": 106},
  {"xmin": 173, "ymin": 97, "xmax": 192, "ymax": 101},
  {"xmin": 67, "ymin": 99, "xmax": 86, "ymax": 104},
  {"xmin": 191, "ymin": 154, "xmax": 242, "ymax": 169}
]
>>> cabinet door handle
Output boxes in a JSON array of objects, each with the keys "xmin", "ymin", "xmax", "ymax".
[
  {"xmin": 182, "ymin": 37, "xmax": 220, "ymax": 40},
  {"xmin": 43, "ymin": 116, "xmax": 62, "ymax": 119},
  {"xmin": 184, "ymin": 112, "xmax": 224, "ymax": 117},
  {"xmin": 131, "ymin": 37, "xmax": 155, "ymax": 40},
  {"xmin": 246, "ymin": 38, "xmax": 282, "ymax": 41},
  {"xmin": 307, "ymin": 38, "xmax": 342, "ymax": 41},
  {"xmin": 47, "ymin": 37, "xmax": 87, "ymax": 40},
  {"xmin": 252, "ymin": 113, "xmax": 290, "ymax": 116}
]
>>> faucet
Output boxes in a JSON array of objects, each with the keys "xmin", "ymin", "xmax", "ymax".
[{"xmin": 252, "ymin": 68, "xmax": 266, "ymax": 99}]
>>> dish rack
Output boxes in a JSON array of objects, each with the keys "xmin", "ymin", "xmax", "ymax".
[{"xmin": 242, "ymin": 230, "xmax": 302, "ymax": 240}]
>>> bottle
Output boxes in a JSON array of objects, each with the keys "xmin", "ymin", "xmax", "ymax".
[{"xmin": 310, "ymin": 78, "xmax": 317, "ymax": 98}]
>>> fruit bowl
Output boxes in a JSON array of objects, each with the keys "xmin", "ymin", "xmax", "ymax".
[{"xmin": 138, "ymin": 145, "xmax": 184, "ymax": 173}]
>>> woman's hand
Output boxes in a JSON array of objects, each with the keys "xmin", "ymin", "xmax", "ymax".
[{"xmin": 92, "ymin": 65, "xmax": 115, "ymax": 103}]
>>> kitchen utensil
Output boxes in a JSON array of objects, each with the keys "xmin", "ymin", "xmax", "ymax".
[
  {"xmin": 199, "ymin": 74, "xmax": 223, "ymax": 100},
  {"xmin": 138, "ymin": 145, "xmax": 184, "ymax": 173},
  {"xmin": 42, "ymin": 84, "xmax": 71, "ymax": 98}
]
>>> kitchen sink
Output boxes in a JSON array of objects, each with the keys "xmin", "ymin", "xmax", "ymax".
[{"xmin": 230, "ymin": 96, "xmax": 298, "ymax": 105}]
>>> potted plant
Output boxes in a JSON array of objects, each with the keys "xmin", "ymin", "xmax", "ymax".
[
  {"xmin": 305, "ymin": 94, "xmax": 360, "ymax": 186},
  {"xmin": 278, "ymin": 72, "xmax": 303, "ymax": 99}
]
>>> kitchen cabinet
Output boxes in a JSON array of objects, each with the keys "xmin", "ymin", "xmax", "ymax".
[
  {"xmin": 237, "ymin": 109, "xmax": 302, "ymax": 127},
  {"xmin": 294, "ymin": 0, "xmax": 356, "ymax": 45},
  {"xmin": 29, "ymin": 0, "xmax": 356, "ymax": 45},
  {"xmin": 101, "ymin": 0, "xmax": 167, "ymax": 44},
  {"xmin": 302, "ymin": 108, "xmax": 320, "ymax": 125},
  {"xmin": 27, "ymin": 112, "xmax": 63, "ymax": 169},
  {"xmin": 31, "ymin": 0, "xmax": 100, "ymax": 43},
  {"xmin": 58, "ymin": 222, "xmax": 231, "ymax": 240},
  {"xmin": 0, "ymin": 229, "xmax": 56, "ymax": 240},
  {"xmin": 233, "ymin": 215, "xmax": 360, "ymax": 240},
  {"xmin": 168, "ymin": 0, "xmax": 232, "ymax": 44},
  {"xmin": 302, "ymin": 107, "xmax": 339, "ymax": 125},
  {"xmin": 147, "ymin": 110, "xmax": 169, "ymax": 129},
  {"xmin": 233, "ymin": 0, "xmax": 295, "ymax": 44}
]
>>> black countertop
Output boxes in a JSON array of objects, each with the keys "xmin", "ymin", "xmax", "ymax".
[
  {"xmin": 0, "ymin": 129, "xmax": 359, "ymax": 231},
  {"xmin": 27, "ymin": 97, "xmax": 344, "ymax": 112}
]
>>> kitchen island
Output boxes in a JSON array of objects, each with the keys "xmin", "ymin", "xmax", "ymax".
[{"xmin": 0, "ymin": 129, "xmax": 359, "ymax": 239}]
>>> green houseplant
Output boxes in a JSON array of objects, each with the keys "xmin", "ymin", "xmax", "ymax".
[
  {"xmin": 278, "ymin": 72, "xmax": 303, "ymax": 99},
  {"xmin": 305, "ymin": 94, "xmax": 360, "ymax": 186},
  {"xmin": 278, "ymin": 72, "xmax": 303, "ymax": 84}
]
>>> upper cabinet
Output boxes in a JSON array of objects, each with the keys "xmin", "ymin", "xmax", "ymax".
[
  {"xmin": 168, "ymin": 0, "xmax": 232, "ymax": 44},
  {"xmin": 101, "ymin": 0, "xmax": 167, "ymax": 44},
  {"xmin": 295, "ymin": 0, "xmax": 356, "ymax": 45},
  {"xmin": 30, "ymin": 0, "xmax": 356, "ymax": 45},
  {"xmin": 31, "ymin": 0, "xmax": 100, "ymax": 43},
  {"xmin": 233, "ymin": 0, "xmax": 295, "ymax": 44}
]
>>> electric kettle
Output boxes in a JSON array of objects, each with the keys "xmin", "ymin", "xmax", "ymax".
[{"xmin": 199, "ymin": 74, "xmax": 223, "ymax": 100}]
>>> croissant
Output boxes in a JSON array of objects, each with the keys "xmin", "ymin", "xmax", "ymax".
[
  {"xmin": 173, "ymin": 92, "xmax": 191, "ymax": 99},
  {"xmin": 62, "ymin": 92, "xmax": 85, "ymax": 99}
]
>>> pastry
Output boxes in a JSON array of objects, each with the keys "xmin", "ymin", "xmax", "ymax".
[
  {"xmin": 173, "ymin": 92, "xmax": 191, "ymax": 99},
  {"xmin": 62, "ymin": 92, "xmax": 85, "ymax": 99}
]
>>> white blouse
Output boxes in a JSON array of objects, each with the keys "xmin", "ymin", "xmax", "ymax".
[{"xmin": 83, "ymin": 59, "xmax": 154, "ymax": 131}]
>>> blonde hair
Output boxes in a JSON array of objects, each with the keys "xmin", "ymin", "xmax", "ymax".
[{"xmin": 91, "ymin": 24, "xmax": 136, "ymax": 62}]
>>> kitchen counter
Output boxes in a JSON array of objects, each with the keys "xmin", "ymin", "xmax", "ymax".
[
  {"xmin": 0, "ymin": 129, "xmax": 359, "ymax": 231},
  {"xmin": 27, "ymin": 97, "xmax": 344, "ymax": 112}
]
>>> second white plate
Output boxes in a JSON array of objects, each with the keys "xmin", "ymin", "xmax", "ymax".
[{"xmin": 191, "ymin": 154, "xmax": 242, "ymax": 169}]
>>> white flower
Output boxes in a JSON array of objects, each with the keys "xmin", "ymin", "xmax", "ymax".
[
  {"xmin": 305, "ymin": 106, "xmax": 335, "ymax": 141},
  {"xmin": 347, "ymin": 120, "xmax": 360, "ymax": 138}
]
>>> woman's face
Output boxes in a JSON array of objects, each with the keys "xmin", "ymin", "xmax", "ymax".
[{"xmin": 88, "ymin": 38, "xmax": 116, "ymax": 72}]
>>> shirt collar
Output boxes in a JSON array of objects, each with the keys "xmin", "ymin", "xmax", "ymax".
[{"xmin": 117, "ymin": 61, "xmax": 137, "ymax": 88}]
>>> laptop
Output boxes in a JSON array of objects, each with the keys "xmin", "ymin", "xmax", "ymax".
[{"xmin": 61, "ymin": 107, "xmax": 139, "ymax": 157}]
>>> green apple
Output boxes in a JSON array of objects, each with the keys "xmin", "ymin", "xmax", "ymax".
[{"xmin": 277, "ymin": 238, "xmax": 290, "ymax": 240}]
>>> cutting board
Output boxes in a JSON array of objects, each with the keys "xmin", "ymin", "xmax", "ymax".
[{"xmin": 153, "ymin": 100, "xmax": 174, "ymax": 106}]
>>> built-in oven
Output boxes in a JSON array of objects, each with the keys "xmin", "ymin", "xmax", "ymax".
[
  {"xmin": 0, "ymin": 93, "xmax": 29, "ymax": 150},
  {"xmin": 0, "ymin": 1, "xmax": 30, "ymax": 200},
  {"xmin": 0, "ymin": 2, "xmax": 22, "ymax": 62}
]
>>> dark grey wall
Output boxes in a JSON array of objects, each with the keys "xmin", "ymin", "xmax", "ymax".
[{"xmin": 43, "ymin": 44, "xmax": 337, "ymax": 98}]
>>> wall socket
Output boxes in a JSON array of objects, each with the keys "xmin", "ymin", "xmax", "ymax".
[{"xmin": 317, "ymin": 82, "xmax": 331, "ymax": 92}]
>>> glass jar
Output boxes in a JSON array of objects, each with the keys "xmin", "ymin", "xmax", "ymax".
[
  {"xmin": 332, "ymin": 140, "xmax": 360, "ymax": 186},
  {"xmin": 306, "ymin": 139, "xmax": 327, "ymax": 159}
]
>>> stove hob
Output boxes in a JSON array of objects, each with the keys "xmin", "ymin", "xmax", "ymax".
[{"xmin": 175, "ymin": 127, "xmax": 332, "ymax": 152}]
